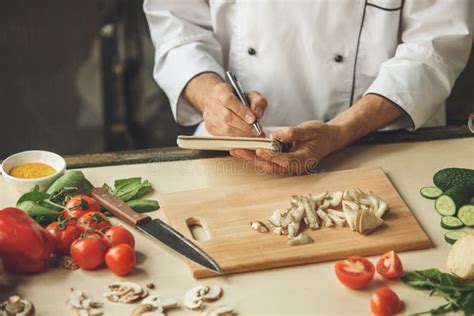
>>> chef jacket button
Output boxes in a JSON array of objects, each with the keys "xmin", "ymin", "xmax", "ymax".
[
  {"xmin": 248, "ymin": 47, "xmax": 257, "ymax": 55},
  {"xmin": 334, "ymin": 54, "xmax": 344, "ymax": 63}
]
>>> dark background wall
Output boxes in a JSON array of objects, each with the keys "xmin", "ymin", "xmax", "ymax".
[{"xmin": 0, "ymin": 1, "xmax": 473, "ymax": 159}]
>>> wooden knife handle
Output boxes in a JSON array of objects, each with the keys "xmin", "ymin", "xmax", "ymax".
[{"xmin": 91, "ymin": 187, "xmax": 151, "ymax": 226}]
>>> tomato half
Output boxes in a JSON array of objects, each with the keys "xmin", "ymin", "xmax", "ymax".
[
  {"xmin": 78, "ymin": 211, "xmax": 111, "ymax": 232},
  {"xmin": 105, "ymin": 244, "xmax": 136, "ymax": 276},
  {"xmin": 335, "ymin": 256, "xmax": 375, "ymax": 289},
  {"xmin": 103, "ymin": 226, "xmax": 135, "ymax": 249},
  {"xmin": 70, "ymin": 236, "xmax": 107, "ymax": 270},
  {"xmin": 370, "ymin": 287, "xmax": 402, "ymax": 316},
  {"xmin": 64, "ymin": 195, "xmax": 100, "ymax": 219},
  {"xmin": 46, "ymin": 220, "xmax": 80, "ymax": 255},
  {"xmin": 376, "ymin": 251, "xmax": 404, "ymax": 280}
]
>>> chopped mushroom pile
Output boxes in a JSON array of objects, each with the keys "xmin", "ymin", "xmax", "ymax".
[
  {"xmin": 263, "ymin": 188, "xmax": 389, "ymax": 246},
  {"xmin": 104, "ymin": 282, "xmax": 148, "ymax": 304}
]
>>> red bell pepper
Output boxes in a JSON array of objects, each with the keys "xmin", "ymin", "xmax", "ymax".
[{"xmin": 0, "ymin": 207, "xmax": 54, "ymax": 273}]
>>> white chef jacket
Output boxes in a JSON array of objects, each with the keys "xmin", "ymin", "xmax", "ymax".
[{"xmin": 144, "ymin": 0, "xmax": 473, "ymax": 133}]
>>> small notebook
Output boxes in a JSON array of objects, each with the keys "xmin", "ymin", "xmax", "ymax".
[{"xmin": 177, "ymin": 135, "xmax": 290, "ymax": 152}]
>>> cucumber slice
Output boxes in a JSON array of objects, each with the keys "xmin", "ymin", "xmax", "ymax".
[
  {"xmin": 444, "ymin": 230, "xmax": 468, "ymax": 245},
  {"xmin": 441, "ymin": 216, "xmax": 464, "ymax": 230},
  {"xmin": 435, "ymin": 183, "xmax": 474, "ymax": 216},
  {"xmin": 458, "ymin": 204, "xmax": 474, "ymax": 227},
  {"xmin": 420, "ymin": 186, "xmax": 443, "ymax": 199}
]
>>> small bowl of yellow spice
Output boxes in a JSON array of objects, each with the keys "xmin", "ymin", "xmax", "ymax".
[{"xmin": 1, "ymin": 150, "xmax": 66, "ymax": 192}]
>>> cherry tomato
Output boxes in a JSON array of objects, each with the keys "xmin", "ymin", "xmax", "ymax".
[
  {"xmin": 105, "ymin": 244, "xmax": 135, "ymax": 276},
  {"xmin": 70, "ymin": 236, "xmax": 107, "ymax": 270},
  {"xmin": 46, "ymin": 220, "xmax": 80, "ymax": 255},
  {"xmin": 376, "ymin": 251, "xmax": 404, "ymax": 280},
  {"xmin": 78, "ymin": 211, "xmax": 111, "ymax": 232},
  {"xmin": 103, "ymin": 226, "xmax": 135, "ymax": 249},
  {"xmin": 64, "ymin": 195, "xmax": 100, "ymax": 219},
  {"xmin": 335, "ymin": 256, "xmax": 375, "ymax": 289},
  {"xmin": 370, "ymin": 287, "xmax": 402, "ymax": 316}
]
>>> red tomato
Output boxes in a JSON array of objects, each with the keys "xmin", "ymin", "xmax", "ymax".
[
  {"xmin": 103, "ymin": 226, "xmax": 135, "ymax": 249},
  {"xmin": 46, "ymin": 220, "xmax": 80, "ymax": 255},
  {"xmin": 370, "ymin": 287, "xmax": 402, "ymax": 316},
  {"xmin": 376, "ymin": 251, "xmax": 404, "ymax": 280},
  {"xmin": 335, "ymin": 256, "xmax": 375, "ymax": 289},
  {"xmin": 78, "ymin": 211, "xmax": 111, "ymax": 232},
  {"xmin": 70, "ymin": 236, "xmax": 107, "ymax": 270},
  {"xmin": 64, "ymin": 195, "xmax": 100, "ymax": 219},
  {"xmin": 105, "ymin": 244, "xmax": 135, "ymax": 276}
]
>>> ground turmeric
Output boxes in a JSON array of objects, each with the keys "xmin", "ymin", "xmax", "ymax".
[{"xmin": 9, "ymin": 163, "xmax": 56, "ymax": 179}]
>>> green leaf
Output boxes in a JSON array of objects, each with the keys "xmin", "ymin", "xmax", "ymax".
[
  {"xmin": 114, "ymin": 177, "xmax": 141, "ymax": 191},
  {"xmin": 17, "ymin": 200, "xmax": 60, "ymax": 215},
  {"xmin": 460, "ymin": 292, "xmax": 474, "ymax": 315},
  {"xmin": 126, "ymin": 199, "xmax": 160, "ymax": 213},
  {"xmin": 46, "ymin": 170, "xmax": 93, "ymax": 196},
  {"xmin": 17, "ymin": 191, "xmax": 51, "ymax": 205}
]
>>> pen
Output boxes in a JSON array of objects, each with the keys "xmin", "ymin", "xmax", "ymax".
[{"xmin": 225, "ymin": 71, "xmax": 264, "ymax": 135}]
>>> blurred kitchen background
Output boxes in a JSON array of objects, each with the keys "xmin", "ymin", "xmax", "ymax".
[{"xmin": 1, "ymin": 0, "xmax": 473, "ymax": 159}]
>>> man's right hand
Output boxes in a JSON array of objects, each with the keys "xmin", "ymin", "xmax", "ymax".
[{"xmin": 184, "ymin": 72, "xmax": 267, "ymax": 137}]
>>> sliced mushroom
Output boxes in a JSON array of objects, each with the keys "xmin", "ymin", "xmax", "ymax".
[
  {"xmin": 342, "ymin": 200, "xmax": 359, "ymax": 231},
  {"xmin": 318, "ymin": 199, "xmax": 331, "ymax": 210},
  {"xmin": 369, "ymin": 191, "xmax": 389, "ymax": 218},
  {"xmin": 0, "ymin": 295, "xmax": 35, "ymax": 316},
  {"xmin": 273, "ymin": 227, "xmax": 287, "ymax": 235},
  {"xmin": 329, "ymin": 191, "xmax": 343, "ymax": 207},
  {"xmin": 183, "ymin": 285, "xmax": 208, "ymax": 310},
  {"xmin": 202, "ymin": 285, "xmax": 223, "ymax": 302},
  {"xmin": 249, "ymin": 221, "xmax": 269, "ymax": 233},
  {"xmin": 268, "ymin": 209, "xmax": 282, "ymax": 227},
  {"xmin": 290, "ymin": 195, "xmax": 300, "ymax": 207},
  {"xmin": 279, "ymin": 208, "xmax": 294, "ymax": 228},
  {"xmin": 131, "ymin": 304, "xmax": 161, "ymax": 316},
  {"xmin": 142, "ymin": 295, "xmax": 178, "ymax": 310},
  {"xmin": 105, "ymin": 282, "xmax": 148, "ymax": 304},
  {"xmin": 309, "ymin": 192, "xmax": 328, "ymax": 203},
  {"xmin": 358, "ymin": 209, "xmax": 384, "ymax": 235},
  {"xmin": 290, "ymin": 202, "xmax": 305, "ymax": 223},
  {"xmin": 68, "ymin": 289, "xmax": 103, "ymax": 316},
  {"xmin": 287, "ymin": 233, "xmax": 314, "ymax": 246},
  {"xmin": 287, "ymin": 221, "xmax": 300, "ymax": 238},
  {"xmin": 301, "ymin": 196, "xmax": 319, "ymax": 230},
  {"xmin": 327, "ymin": 213, "xmax": 346, "ymax": 227},
  {"xmin": 327, "ymin": 209, "xmax": 345, "ymax": 219},
  {"xmin": 316, "ymin": 210, "xmax": 333, "ymax": 227},
  {"xmin": 203, "ymin": 305, "xmax": 235, "ymax": 316}
]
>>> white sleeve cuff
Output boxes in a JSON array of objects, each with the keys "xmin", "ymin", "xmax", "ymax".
[{"xmin": 153, "ymin": 40, "xmax": 225, "ymax": 126}]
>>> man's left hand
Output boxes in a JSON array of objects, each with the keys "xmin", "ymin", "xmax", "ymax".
[{"xmin": 230, "ymin": 120, "xmax": 346, "ymax": 175}]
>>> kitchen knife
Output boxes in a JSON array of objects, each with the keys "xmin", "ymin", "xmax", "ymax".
[{"xmin": 90, "ymin": 187, "xmax": 223, "ymax": 274}]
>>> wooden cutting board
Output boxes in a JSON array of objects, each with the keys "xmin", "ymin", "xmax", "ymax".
[{"xmin": 157, "ymin": 167, "xmax": 432, "ymax": 278}]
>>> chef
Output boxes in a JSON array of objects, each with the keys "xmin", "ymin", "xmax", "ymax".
[{"xmin": 144, "ymin": 0, "xmax": 472, "ymax": 174}]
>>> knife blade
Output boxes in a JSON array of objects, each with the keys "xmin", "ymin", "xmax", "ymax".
[{"xmin": 91, "ymin": 187, "xmax": 222, "ymax": 274}]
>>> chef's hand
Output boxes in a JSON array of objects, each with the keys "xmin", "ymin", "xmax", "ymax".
[
  {"xmin": 184, "ymin": 73, "xmax": 267, "ymax": 137},
  {"xmin": 230, "ymin": 120, "xmax": 344, "ymax": 175}
]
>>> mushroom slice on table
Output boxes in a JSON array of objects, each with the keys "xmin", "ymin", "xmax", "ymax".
[
  {"xmin": 183, "ymin": 285, "xmax": 208, "ymax": 310},
  {"xmin": 202, "ymin": 285, "xmax": 223, "ymax": 302},
  {"xmin": 104, "ymin": 282, "xmax": 148, "ymax": 304},
  {"xmin": 369, "ymin": 191, "xmax": 389, "ymax": 218},
  {"xmin": 0, "ymin": 295, "xmax": 35, "ymax": 316},
  {"xmin": 131, "ymin": 295, "xmax": 178, "ymax": 316},
  {"xmin": 203, "ymin": 305, "xmax": 235, "ymax": 316},
  {"xmin": 327, "ymin": 209, "xmax": 345, "ymax": 219},
  {"xmin": 318, "ymin": 199, "xmax": 331, "ymax": 210},
  {"xmin": 287, "ymin": 233, "xmax": 314, "ymax": 246},
  {"xmin": 273, "ymin": 227, "xmax": 287, "ymax": 235},
  {"xmin": 68, "ymin": 288, "xmax": 103, "ymax": 316},
  {"xmin": 249, "ymin": 221, "xmax": 269, "ymax": 233}
]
